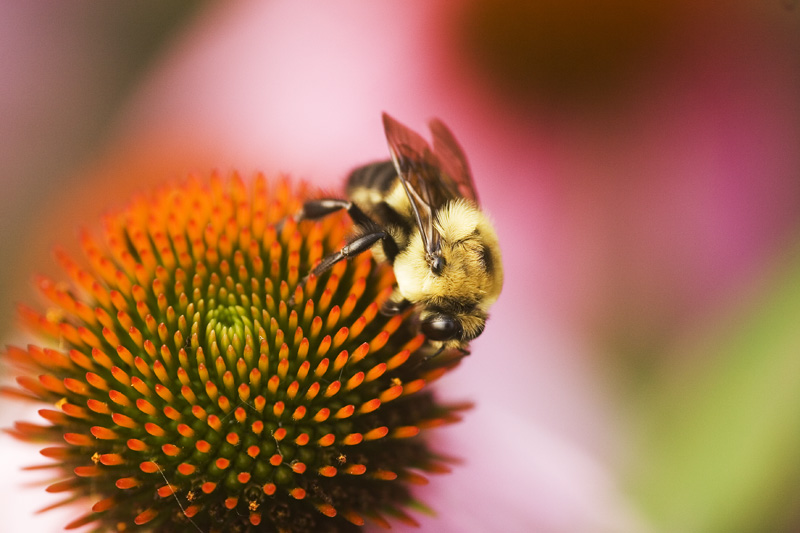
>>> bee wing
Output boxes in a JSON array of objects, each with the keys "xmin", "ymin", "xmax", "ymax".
[
  {"xmin": 382, "ymin": 112, "xmax": 445, "ymax": 255},
  {"xmin": 429, "ymin": 118, "xmax": 480, "ymax": 205}
]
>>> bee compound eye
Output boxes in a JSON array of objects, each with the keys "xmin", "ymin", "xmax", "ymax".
[{"xmin": 421, "ymin": 315, "xmax": 462, "ymax": 341}]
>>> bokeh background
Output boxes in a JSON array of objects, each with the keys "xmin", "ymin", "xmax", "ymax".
[{"xmin": 2, "ymin": 1, "xmax": 800, "ymax": 531}]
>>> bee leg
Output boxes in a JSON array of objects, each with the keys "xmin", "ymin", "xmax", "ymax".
[
  {"xmin": 288, "ymin": 200, "xmax": 389, "ymax": 306},
  {"xmin": 413, "ymin": 344, "xmax": 447, "ymax": 369},
  {"xmin": 312, "ymin": 231, "xmax": 393, "ymax": 277},
  {"xmin": 414, "ymin": 345, "xmax": 470, "ymax": 369},
  {"xmin": 380, "ymin": 291, "xmax": 411, "ymax": 316},
  {"xmin": 298, "ymin": 198, "xmax": 403, "ymax": 263},
  {"xmin": 297, "ymin": 198, "xmax": 374, "ymax": 228},
  {"xmin": 289, "ymin": 230, "xmax": 398, "ymax": 307}
]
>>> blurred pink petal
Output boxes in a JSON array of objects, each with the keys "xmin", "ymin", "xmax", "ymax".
[{"xmin": 406, "ymin": 405, "xmax": 648, "ymax": 532}]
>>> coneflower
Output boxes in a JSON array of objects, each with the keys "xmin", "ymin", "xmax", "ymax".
[{"xmin": 3, "ymin": 173, "xmax": 466, "ymax": 532}]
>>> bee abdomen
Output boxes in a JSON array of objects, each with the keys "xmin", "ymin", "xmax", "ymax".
[{"xmin": 346, "ymin": 160, "xmax": 397, "ymax": 195}]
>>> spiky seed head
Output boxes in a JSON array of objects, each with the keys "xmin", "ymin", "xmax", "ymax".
[{"xmin": 3, "ymin": 173, "xmax": 467, "ymax": 532}]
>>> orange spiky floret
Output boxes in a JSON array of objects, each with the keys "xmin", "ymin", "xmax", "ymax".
[{"xmin": 3, "ymin": 172, "xmax": 467, "ymax": 533}]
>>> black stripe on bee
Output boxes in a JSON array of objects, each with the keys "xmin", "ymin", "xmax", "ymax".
[
  {"xmin": 478, "ymin": 243, "xmax": 494, "ymax": 275},
  {"xmin": 346, "ymin": 160, "xmax": 397, "ymax": 193}
]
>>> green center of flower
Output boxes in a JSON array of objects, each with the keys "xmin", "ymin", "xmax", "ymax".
[{"xmin": 206, "ymin": 300, "xmax": 253, "ymax": 349}]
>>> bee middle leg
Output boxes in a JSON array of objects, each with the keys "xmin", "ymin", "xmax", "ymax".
[
  {"xmin": 311, "ymin": 231, "xmax": 394, "ymax": 277},
  {"xmin": 297, "ymin": 198, "xmax": 402, "ymax": 263},
  {"xmin": 280, "ymin": 198, "xmax": 374, "ymax": 237},
  {"xmin": 290, "ymin": 228, "xmax": 400, "ymax": 306},
  {"xmin": 297, "ymin": 198, "xmax": 374, "ymax": 227},
  {"xmin": 290, "ymin": 198, "xmax": 400, "ymax": 305}
]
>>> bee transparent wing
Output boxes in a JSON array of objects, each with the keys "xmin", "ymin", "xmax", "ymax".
[
  {"xmin": 429, "ymin": 118, "xmax": 479, "ymax": 205},
  {"xmin": 382, "ymin": 113, "xmax": 444, "ymax": 255}
]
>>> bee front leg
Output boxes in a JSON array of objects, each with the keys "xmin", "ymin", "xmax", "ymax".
[
  {"xmin": 289, "ymin": 199, "xmax": 387, "ymax": 306},
  {"xmin": 413, "ymin": 345, "xmax": 470, "ymax": 370},
  {"xmin": 289, "ymin": 230, "xmax": 398, "ymax": 306},
  {"xmin": 311, "ymin": 231, "xmax": 392, "ymax": 277},
  {"xmin": 380, "ymin": 290, "xmax": 411, "ymax": 316}
]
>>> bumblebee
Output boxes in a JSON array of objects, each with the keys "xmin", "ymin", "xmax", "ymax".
[{"xmin": 296, "ymin": 113, "xmax": 503, "ymax": 350}]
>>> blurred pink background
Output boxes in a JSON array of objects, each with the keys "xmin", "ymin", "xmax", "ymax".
[{"xmin": 3, "ymin": 1, "xmax": 800, "ymax": 531}]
